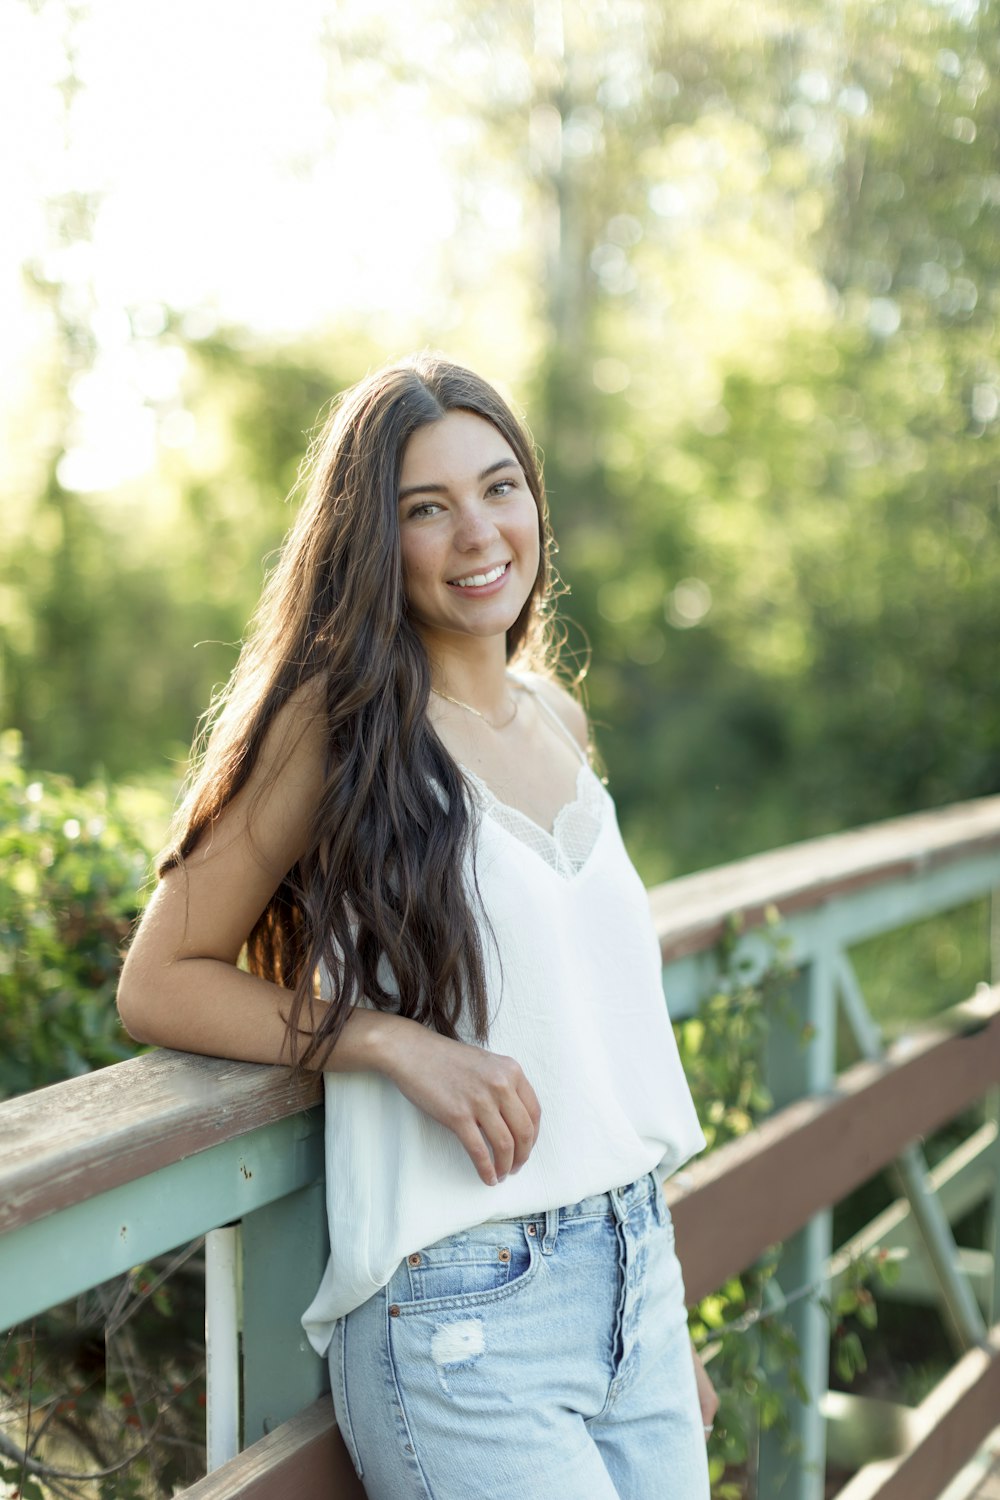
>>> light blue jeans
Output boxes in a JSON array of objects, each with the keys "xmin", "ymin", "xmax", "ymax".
[{"xmin": 329, "ymin": 1172, "xmax": 711, "ymax": 1499}]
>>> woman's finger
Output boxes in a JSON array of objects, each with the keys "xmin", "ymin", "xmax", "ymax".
[
  {"xmin": 497, "ymin": 1093, "xmax": 540, "ymax": 1172},
  {"xmin": 516, "ymin": 1075, "xmax": 542, "ymax": 1145},
  {"xmin": 451, "ymin": 1115, "xmax": 503, "ymax": 1186},
  {"xmin": 476, "ymin": 1110, "xmax": 517, "ymax": 1181}
]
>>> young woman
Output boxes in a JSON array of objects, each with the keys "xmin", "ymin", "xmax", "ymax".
[{"xmin": 118, "ymin": 355, "xmax": 717, "ymax": 1498}]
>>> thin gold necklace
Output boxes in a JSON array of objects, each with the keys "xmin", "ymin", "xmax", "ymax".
[{"xmin": 431, "ymin": 685, "xmax": 519, "ymax": 730}]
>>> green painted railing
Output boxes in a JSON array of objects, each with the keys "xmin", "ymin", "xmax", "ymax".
[{"xmin": 2, "ymin": 794, "xmax": 1000, "ymax": 1498}]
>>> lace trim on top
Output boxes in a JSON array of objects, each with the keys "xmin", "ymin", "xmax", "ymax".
[{"xmin": 462, "ymin": 761, "xmax": 606, "ymax": 878}]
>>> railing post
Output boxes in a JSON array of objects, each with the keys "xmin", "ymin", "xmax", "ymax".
[
  {"xmin": 987, "ymin": 888, "xmax": 1000, "ymax": 1324},
  {"xmin": 756, "ymin": 945, "xmax": 835, "ymax": 1500},
  {"xmin": 205, "ymin": 1225, "xmax": 241, "ymax": 1471},
  {"xmin": 240, "ymin": 1177, "xmax": 330, "ymax": 1445}
]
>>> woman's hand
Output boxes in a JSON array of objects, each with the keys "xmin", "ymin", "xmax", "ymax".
[
  {"xmin": 379, "ymin": 1022, "xmax": 541, "ymax": 1186},
  {"xmin": 690, "ymin": 1341, "xmax": 719, "ymax": 1440}
]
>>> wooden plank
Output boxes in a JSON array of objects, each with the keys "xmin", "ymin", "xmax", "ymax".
[
  {"xmin": 650, "ymin": 794, "xmax": 1000, "ymax": 962},
  {"xmin": 0, "ymin": 1050, "xmax": 320, "ymax": 1233},
  {"xmin": 829, "ymin": 1326, "xmax": 1000, "ymax": 1500},
  {"xmin": 666, "ymin": 988, "xmax": 1000, "ymax": 1303},
  {"xmin": 935, "ymin": 1427, "xmax": 1000, "ymax": 1500},
  {"xmin": 179, "ymin": 1397, "xmax": 365, "ymax": 1500}
]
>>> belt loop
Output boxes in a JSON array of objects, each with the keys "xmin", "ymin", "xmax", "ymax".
[{"xmin": 540, "ymin": 1207, "xmax": 560, "ymax": 1255}]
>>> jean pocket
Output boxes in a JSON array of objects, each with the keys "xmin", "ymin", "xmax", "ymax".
[{"xmin": 391, "ymin": 1222, "xmax": 538, "ymax": 1311}]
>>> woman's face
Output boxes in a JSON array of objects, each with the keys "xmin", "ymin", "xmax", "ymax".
[{"xmin": 397, "ymin": 410, "xmax": 540, "ymax": 655}]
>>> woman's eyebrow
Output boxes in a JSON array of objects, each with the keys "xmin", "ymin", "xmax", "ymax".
[{"xmin": 398, "ymin": 457, "xmax": 521, "ymax": 502}]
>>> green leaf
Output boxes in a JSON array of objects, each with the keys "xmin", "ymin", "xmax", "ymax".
[{"xmin": 856, "ymin": 1298, "xmax": 878, "ymax": 1330}]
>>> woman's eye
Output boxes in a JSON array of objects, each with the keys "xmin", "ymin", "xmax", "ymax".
[
  {"xmin": 488, "ymin": 479, "xmax": 516, "ymax": 497},
  {"xmin": 407, "ymin": 501, "xmax": 441, "ymax": 519}
]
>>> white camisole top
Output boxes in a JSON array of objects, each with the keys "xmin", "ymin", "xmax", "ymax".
[{"xmin": 301, "ymin": 684, "xmax": 705, "ymax": 1354}]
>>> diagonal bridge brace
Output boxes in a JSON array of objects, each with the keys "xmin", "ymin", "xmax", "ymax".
[{"xmin": 832, "ymin": 949, "xmax": 988, "ymax": 1354}]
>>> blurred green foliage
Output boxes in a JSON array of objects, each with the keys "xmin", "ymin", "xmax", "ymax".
[
  {"xmin": 2, "ymin": 0, "xmax": 998, "ymax": 885},
  {"xmin": 0, "ymin": 728, "xmax": 169, "ymax": 1099}
]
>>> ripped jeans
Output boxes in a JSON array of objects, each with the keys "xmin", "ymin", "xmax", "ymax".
[{"xmin": 328, "ymin": 1172, "xmax": 711, "ymax": 1500}]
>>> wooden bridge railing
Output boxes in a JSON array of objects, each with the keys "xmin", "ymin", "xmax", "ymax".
[{"xmin": 3, "ymin": 794, "xmax": 1000, "ymax": 1499}]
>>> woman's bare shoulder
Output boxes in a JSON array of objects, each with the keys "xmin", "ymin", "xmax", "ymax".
[
  {"xmin": 129, "ymin": 678, "xmax": 331, "ymax": 975},
  {"xmin": 178, "ymin": 676, "xmax": 329, "ymax": 882},
  {"xmin": 263, "ymin": 675, "xmax": 329, "ymax": 787}
]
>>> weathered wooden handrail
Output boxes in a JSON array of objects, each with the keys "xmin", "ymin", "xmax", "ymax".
[
  {"xmin": 0, "ymin": 1052, "xmax": 320, "ymax": 1235},
  {"xmin": 653, "ymin": 793, "xmax": 1000, "ymax": 961}
]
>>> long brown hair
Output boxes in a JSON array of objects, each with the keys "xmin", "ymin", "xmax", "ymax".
[{"xmin": 160, "ymin": 354, "xmax": 557, "ymax": 1062}]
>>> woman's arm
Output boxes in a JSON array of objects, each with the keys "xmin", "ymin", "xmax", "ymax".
[
  {"xmin": 691, "ymin": 1342, "xmax": 720, "ymax": 1438},
  {"xmin": 117, "ymin": 688, "xmax": 540, "ymax": 1185},
  {"xmin": 118, "ymin": 683, "xmax": 332, "ymax": 1064}
]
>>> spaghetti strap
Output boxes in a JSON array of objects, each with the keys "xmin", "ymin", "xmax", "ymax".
[{"xmin": 509, "ymin": 673, "xmax": 589, "ymax": 766}]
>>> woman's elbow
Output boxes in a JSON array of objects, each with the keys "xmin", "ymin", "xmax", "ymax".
[{"xmin": 116, "ymin": 955, "xmax": 160, "ymax": 1045}]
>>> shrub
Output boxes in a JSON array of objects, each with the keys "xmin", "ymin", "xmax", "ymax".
[{"xmin": 0, "ymin": 729, "xmax": 172, "ymax": 1098}]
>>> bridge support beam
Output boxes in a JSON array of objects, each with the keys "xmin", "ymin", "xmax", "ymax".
[{"xmin": 757, "ymin": 955, "xmax": 835, "ymax": 1500}]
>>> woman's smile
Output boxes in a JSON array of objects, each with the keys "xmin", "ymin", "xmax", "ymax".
[{"xmin": 448, "ymin": 560, "xmax": 511, "ymax": 591}]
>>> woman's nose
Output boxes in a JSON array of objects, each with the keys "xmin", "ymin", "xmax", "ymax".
[{"xmin": 453, "ymin": 502, "xmax": 498, "ymax": 550}]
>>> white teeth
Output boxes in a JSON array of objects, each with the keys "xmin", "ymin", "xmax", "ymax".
[{"xmin": 451, "ymin": 562, "xmax": 507, "ymax": 588}]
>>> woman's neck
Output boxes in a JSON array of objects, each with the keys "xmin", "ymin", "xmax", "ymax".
[{"xmin": 425, "ymin": 638, "xmax": 514, "ymax": 723}]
